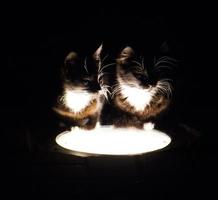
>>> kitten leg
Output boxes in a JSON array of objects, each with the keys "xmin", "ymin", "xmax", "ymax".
[
  {"xmin": 143, "ymin": 122, "xmax": 155, "ymax": 131},
  {"xmin": 96, "ymin": 122, "xmax": 101, "ymax": 128},
  {"xmin": 114, "ymin": 115, "xmax": 144, "ymax": 129},
  {"xmin": 82, "ymin": 115, "xmax": 98, "ymax": 130}
]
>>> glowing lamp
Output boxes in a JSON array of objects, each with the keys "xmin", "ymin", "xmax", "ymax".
[{"xmin": 55, "ymin": 125, "xmax": 171, "ymax": 156}]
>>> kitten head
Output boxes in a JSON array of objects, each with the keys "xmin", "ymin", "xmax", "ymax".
[
  {"xmin": 116, "ymin": 46, "xmax": 154, "ymax": 89},
  {"xmin": 61, "ymin": 44, "xmax": 103, "ymax": 93}
]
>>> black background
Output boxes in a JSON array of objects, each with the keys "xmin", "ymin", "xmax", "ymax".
[{"xmin": 5, "ymin": 3, "xmax": 217, "ymax": 199}]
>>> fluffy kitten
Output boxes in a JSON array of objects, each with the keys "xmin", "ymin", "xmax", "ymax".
[
  {"xmin": 111, "ymin": 46, "xmax": 175, "ymax": 129},
  {"xmin": 53, "ymin": 45, "xmax": 106, "ymax": 130}
]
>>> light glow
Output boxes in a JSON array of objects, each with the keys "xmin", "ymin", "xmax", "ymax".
[
  {"xmin": 120, "ymin": 84, "xmax": 154, "ymax": 111},
  {"xmin": 55, "ymin": 126, "xmax": 171, "ymax": 156},
  {"xmin": 61, "ymin": 89, "xmax": 99, "ymax": 113},
  {"xmin": 117, "ymin": 75, "xmax": 155, "ymax": 112}
]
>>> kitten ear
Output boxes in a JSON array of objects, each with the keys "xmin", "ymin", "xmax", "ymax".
[
  {"xmin": 119, "ymin": 46, "xmax": 135, "ymax": 60},
  {"xmin": 64, "ymin": 52, "xmax": 78, "ymax": 65},
  {"xmin": 93, "ymin": 44, "xmax": 103, "ymax": 61}
]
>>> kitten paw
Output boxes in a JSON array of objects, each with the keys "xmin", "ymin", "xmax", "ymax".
[
  {"xmin": 96, "ymin": 122, "xmax": 101, "ymax": 128},
  {"xmin": 143, "ymin": 122, "xmax": 155, "ymax": 131}
]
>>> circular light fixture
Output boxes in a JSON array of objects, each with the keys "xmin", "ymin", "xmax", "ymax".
[{"xmin": 55, "ymin": 126, "xmax": 171, "ymax": 156}]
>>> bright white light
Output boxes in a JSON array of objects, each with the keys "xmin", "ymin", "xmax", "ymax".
[
  {"xmin": 117, "ymin": 76, "xmax": 155, "ymax": 112},
  {"xmin": 55, "ymin": 126, "xmax": 171, "ymax": 156},
  {"xmin": 120, "ymin": 84, "xmax": 154, "ymax": 111},
  {"xmin": 61, "ymin": 89, "xmax": 99, "ymax": 113}
]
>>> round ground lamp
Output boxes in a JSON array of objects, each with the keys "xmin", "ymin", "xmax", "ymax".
[
  {"xmin": 55, "ymin": 125, "xmax": 171, "ymax": 157},
  {"xmin": 30, "ymin": 122, "xmax": 199, "ymax": 197}
]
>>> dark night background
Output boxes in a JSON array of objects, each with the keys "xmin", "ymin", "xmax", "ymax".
[{"xmin": 5, "ymin": 3, "xmax": 217, "ymax": 199}]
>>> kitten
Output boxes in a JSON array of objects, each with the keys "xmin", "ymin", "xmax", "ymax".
[
  {"xmin": 111, "ymin": 46, "xmax": 175, "ymax": 129},
  {"xmin": 53, "ymin": 45, "xmax": 106, "ymax": 130}
]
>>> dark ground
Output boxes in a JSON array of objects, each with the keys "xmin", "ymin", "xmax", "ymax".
[{"xmin": 5, "ymin": 4, "xmax": 217, "ymax": 199}]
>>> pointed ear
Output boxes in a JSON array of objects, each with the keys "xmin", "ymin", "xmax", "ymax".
[
  {"xmin": 93, "ymin": 44, "xmax": 103, "ymax": 61},
  {"xmin": 119, "ymin": 46, "xmax": 135, "ymax": 60},
  {"xmin": 64, "ymin": 52, "xmax": 78, "ymax": 65}
]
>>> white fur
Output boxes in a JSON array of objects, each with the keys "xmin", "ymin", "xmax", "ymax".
[
  {"xmin": 61, "ymin": 88, "xmax": 100, "ymax": 113},
  {"xmin": 118, "ymin": 75, "xmax": 156, "ymax": 112},
  {"xmin": 143, "ymin": 122, "xmax": 155, "ymax": 130}
]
